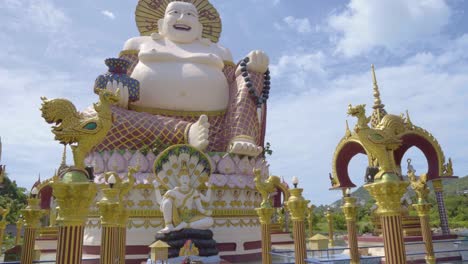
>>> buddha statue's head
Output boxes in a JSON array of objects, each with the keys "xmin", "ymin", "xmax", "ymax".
[
  {"xmin": 158, "ymin": 1, "xmax": 202, "ymax": 43},
  {"xmin": 177, "ymin": 161, "xmax": 191, "ymax": 190}
]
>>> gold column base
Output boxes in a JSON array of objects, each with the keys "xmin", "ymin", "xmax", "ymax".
[
  {"xmin": 414, "ymin": 203, "xmax": 435, "ymax": 264},
  {"xmin": 100, "ymin": 226, "xmax": 119, "ymax": 264},
  {"xmin": 117, "ymin": 210, "xmax": 129, "ymax": 264},
  {"xmin": 118, "ymin": 227, "xmax": 127, "ymax": 264},
  {"xmin": 256, "ymin": 208, "xmax": 274, "ymax": 264},
  {"xmin": 21, "ymin": 199, "xmax": 44, "ymax": 264},
  {"xmin": 365, "ymin": 176, "xmax": 408, "ymax": 264},
  {"xmin": 292, "ymin": 220, "xmax": 307, "ymax": 264},
  {"xmin": 326, "ymin": 210, "xmax": 335, "ymax": 248},
  {"xmin": 56, "ymin": 225, "xmax": 85, "ymax": 264},
  {"xmin": 15, "ymin": 220, "xmax": 23, "ymax": 245},
  {"xmin": 0, "ymin": 222, "xmax": 6, "ymax": 256},
  {"xmin": 52, "ymin": 182, "xmax": 96, "ymax": 264},
  {"xmin": 342, "ymin": 197, "xmax": 360, "ymax": 264},
  {"xmin": 20, "ymin": 227, "xmax": 38, "ymax": 264},
  {"xmin": 285, "ymin": 188, "xmax": 308, "ymax": 264}
]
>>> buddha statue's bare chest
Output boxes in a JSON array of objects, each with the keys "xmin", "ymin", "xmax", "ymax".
[{"xmin": 130, "ymin": 40, "xmax": 229, "ymax": 112}]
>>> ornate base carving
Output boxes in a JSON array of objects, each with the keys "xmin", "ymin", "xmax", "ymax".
[{"xmin": 154, "ymin": 229, "xmax": 219, "ymax": 258}]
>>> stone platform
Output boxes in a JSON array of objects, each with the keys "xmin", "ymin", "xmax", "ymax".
[{"xmin": 155, "ymin": 229, "xmax": 219, "ymax": 258}]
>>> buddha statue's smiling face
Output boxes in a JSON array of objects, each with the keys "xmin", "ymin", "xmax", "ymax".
[{"xmin": 158, "ymin": 1, "xmax": 202, "ymax": 43}]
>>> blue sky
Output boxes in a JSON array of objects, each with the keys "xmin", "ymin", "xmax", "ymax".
[{"xmin": 0, "ymin": 0, "xmax": 467, "ymax": 205}]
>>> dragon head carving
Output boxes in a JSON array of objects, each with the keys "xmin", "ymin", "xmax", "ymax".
[{"xmin": 40, "ymin": 89, "xmax": 118, "ymax": 169}]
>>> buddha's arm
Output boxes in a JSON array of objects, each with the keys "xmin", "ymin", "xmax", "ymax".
[
  {"xmin": 199, "ymin": 187, "xmax": 212, "ymax": 203},
  {"xmin": 194, "ymin": 196, "xmax": 211, "ymax": 215},
  {"xmin": 153, "ymin": 186, "xmax": 163, "ymax": 205},
  {"xmin": 119, "ymin": 50, "xmax": 139, "ymax": 76},
  {"xmin": 223, "ymin": 63, "xmax": 266, "ymax": 147},
  {"xmin": 119, "ymin": 36, "xmax": 147, "ymax": 75}
]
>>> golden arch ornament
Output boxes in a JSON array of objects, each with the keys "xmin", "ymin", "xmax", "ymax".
[{"xmin": 135, "ymin": 0, "xmax": 222, "ymax": 43}]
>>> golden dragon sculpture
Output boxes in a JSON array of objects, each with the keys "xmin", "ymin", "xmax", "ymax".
[
  {"xmin": 407, "ymin": 159, "xmax": 429, "ymax": 204},
  {"xmin": 253, "ymin": 168, "xmax": 281, "ymax": 208},
  {"xmin": 347, "ymin": 104, "xmax": 406, "ymax": 180},
  {"xmin": 40, "ymin": 89, "xmax": 119, "ymax": 169}
]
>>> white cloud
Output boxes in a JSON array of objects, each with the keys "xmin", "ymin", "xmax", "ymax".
[
  {"xmin": 328, "ymin": 0, "xmax": 451, "ymax": 57},
  {"xmin": 28, "ymin": 0, "xmax": 69, "ymax": 33},
  {"xmin": 277, "ymin": 16, "xmax": 312, "ymax": 34},
  {"xmin": 270, "ymin": 52, "xmax": 327, "ymax": 93},
  {"xmin": 0, "ymin": 0, "xmax": 70, "ymax": 33},
  {"xmin": 101, "ymin": 10, "xmax": 116, "ymax": 20}
]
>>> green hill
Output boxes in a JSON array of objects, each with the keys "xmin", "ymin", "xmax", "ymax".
[
  {"xmin": 440, "ymin": 175, "xmax": 468, "ymax": 195},
  {"xmin": 332, "ymin": 175, "xmax": 468, "ymax": 207},
  {"xmin": 329, "ymin": 175, "xmax": 468, "ymax": 229}
]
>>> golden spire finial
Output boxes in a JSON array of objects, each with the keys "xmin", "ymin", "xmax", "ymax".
[
  {"xmin": 370, "ymin": 64, "xmax": 387, "ymax": 128},
  {"xmin": 345, "ymin": 120, "xmax": 352, "ymax": 138},
  {"xmin": 405, "ymin": 110, "xmax": 413, "ymax": 127},
  {"xmin": 371, "ymin": 64, "xmax": 384, "ymax": 110}
]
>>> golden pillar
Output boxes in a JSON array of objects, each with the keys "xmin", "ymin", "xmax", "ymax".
[
  {"xmin": 21, "ymin": 198, "xmax": 44, "ymax": 264},
  {"xmin": 253, "ymin": 170, "xmax": 282, "ymax": 264},
  {"xmin": 325, "ymin": 208, "xmax": 335, "ymax": 247},
  {"xmin": 307, "ymin": 204, "xmax": 315, "ymax": 238},
  {"xmin": 256, "ymin": 207, "xmax": 275, "ymax": 264},
  {"xmin": 365, "ymin": 174, "xmax": 408, "ymax": 264},
  {"xmin": 15, "ymin": 217, "xmax": 23, "ymax": 245},
  {"xmin": 409, "ymin": 168, "xmax": 435, "ymax": 264},
  {"xmin": 117, "ymin": 209, "xmax": 129, "ymax": 264},
  {"xmin": 414, "ymin": 203, "xmax": 435, "ymax": 264},
  {"xmin": 286, "ymin": 188, "xmax": 308, "ymax": 264},
  {"xmin": 102, "ymin": 169, "xmax": 135, "ymax": 264},
  {"xmin": 0, "ymin": 221, "xmax": 5, "ymax": 255},
  {"xmin": 0, "ymin": 206, "xmax": 9, "ymax": 255},
  {"xmin": 98, "ymin": 187, "xmax": 121, "ymax": 264},
  {"xmin": 52, "ymin": 179, "xmax": 97, "ymax": 264},
  {"xmin": 342, "ymin": 194, "xmax": 360, "ymax": 264}
]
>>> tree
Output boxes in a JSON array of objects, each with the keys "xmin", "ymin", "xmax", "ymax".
[{"xmin": 0, "ymin": 175, "xmax": 28, "ymax": 223}]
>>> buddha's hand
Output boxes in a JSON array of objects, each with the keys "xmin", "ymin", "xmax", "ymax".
[
  {"xmin": 228, "ymin": 136, "xmax": 263, "ymax": 157},
  {"xmin": 244, "ymin": 50, "xmax": 270, "ymax": 73},
  {"xmin": 106, "ymin": 80, "xmax": 129, "ymax": 108},
  {"xmin": 188, "ymin": 115, "xmax": 210, "ymax": 150}
]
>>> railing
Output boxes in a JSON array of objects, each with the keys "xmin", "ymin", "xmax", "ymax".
[
  {"xmin": 270, "ymin": 239, "xmax": 468, "ymax": 264},
  {"xmin": 0, "ymin": 259, "xmax": 99, "ymax": 264}
]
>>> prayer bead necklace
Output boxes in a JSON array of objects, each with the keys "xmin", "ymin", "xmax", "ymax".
[{"xmin": 239, "ymin": 57, "xmax": 271, "ymax": 107}]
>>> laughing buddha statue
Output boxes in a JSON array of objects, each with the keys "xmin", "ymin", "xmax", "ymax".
[{"xmin": 93, "ymin": 1, "xmax": 270, "ymax": 157}]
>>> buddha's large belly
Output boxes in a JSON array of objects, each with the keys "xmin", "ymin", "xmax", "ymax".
[{"xmin": 131, "ymin": 62, "xmax": 229, "ymax": 112}]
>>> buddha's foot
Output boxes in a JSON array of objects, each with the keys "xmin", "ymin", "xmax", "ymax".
[
  {"xmin": 228, "ymin": 139, "xmax": 263, "ymax": 157},
  {"xmin": 158, "ymin": 224, "xmax": 175, "ymax": 234},
  {"xmin": 188, "ymin": 115, "xmax": 210, "ymax": 150}
]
